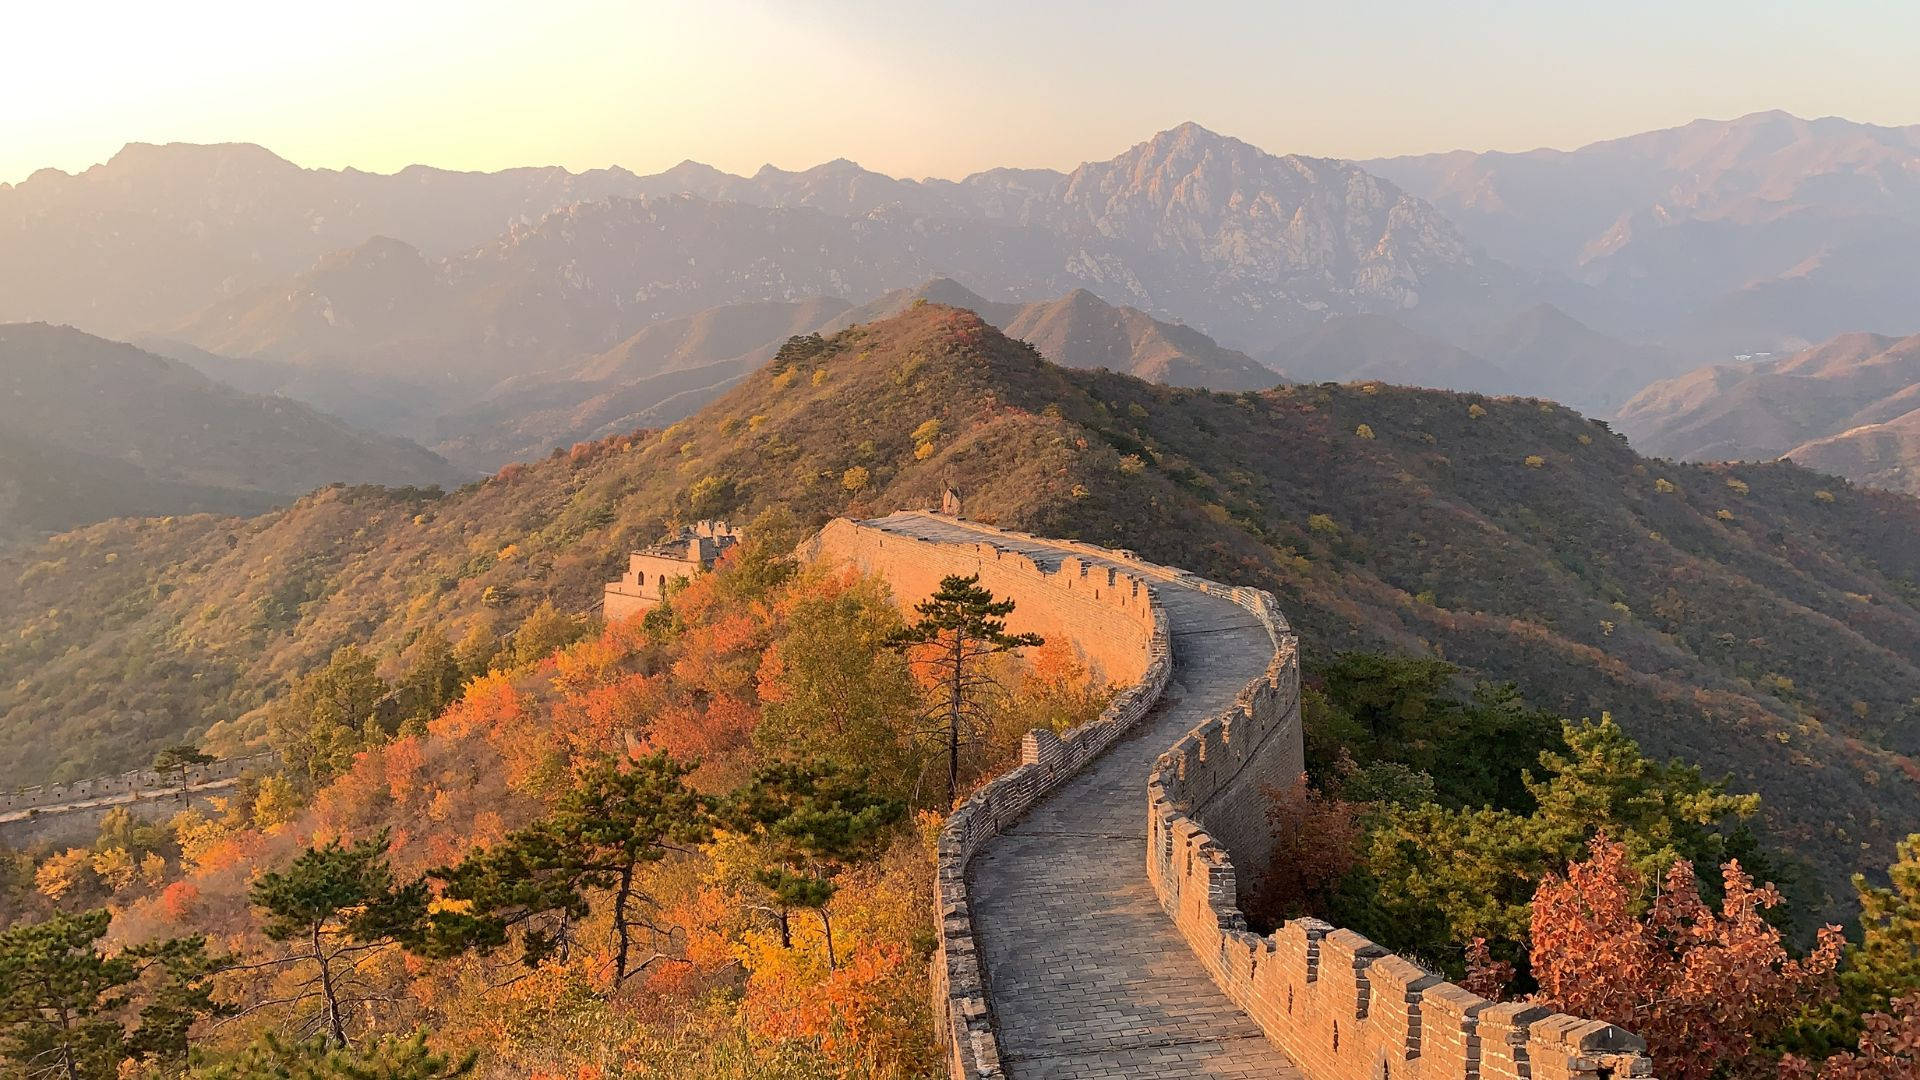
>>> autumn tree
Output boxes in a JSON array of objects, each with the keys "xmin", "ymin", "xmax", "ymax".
[
  {"xmin": 242, "ymin": 831, "xmax": 427, "ymax": 1048},
  {"xmin": 1528, "ymin": 835, "xmax": 1842, "ymax": 1080},
  {"xmin": 510, "ymin": 602, "xmax": 585, "ymax": 670},
  {"xmin": 265, "ymin": 646, "xmax": 393, "ymax": 792},
  {"xmin": 721, "ymin": 762, "xmax": 905, "ymax": 968},
  {"xmin": 886, "ymin": 575, "xmax": 1042, "ymax": 805},
  {"xmin": 426, "ymin": 753, "xmax": 709, "ymax": 984},
  {"xmin": 754, "ymin": 572, "xmax": 917, "ymax": 786},
  {"xmin": 1247, "ymin": 774, "xmax": 1362, "ymax": 927},
  {"xmin": 187, "ymin": 1030, "xmax": 475, "ymax": 1079},
  {"xmin": 0, "ymin": 908, "xmax": 223, "ymax": 1078}
]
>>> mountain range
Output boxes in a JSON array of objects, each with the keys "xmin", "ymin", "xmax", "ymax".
[
  {"xmin": 278, "ymin": 276, "xmax": 1279, "ymax": 469},
  {"xmin": 0, "ymin": 323, "xmax": 465, "ymax": 542},
  {"xmin": 1369, "ymin": 110, "xmax": 1920, "ymax": 353},
  {"xmin": 5, "ymin": 304, "xmax": 1917, "ymax": 921},
  {"xmin": 1618, "ymin": 330, "xmax": 1920, "ymax": 496}
]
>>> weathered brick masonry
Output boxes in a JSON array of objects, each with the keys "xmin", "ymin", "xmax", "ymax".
[
  {"xmin": 806, "ymin": 515, "xmax": 1170, "ymax": 1077},
  {"xmin": 1148, "ymin": 583, "xmax": 1657, "ymax": 1080},
  {"xmin": 807, "ymin": 512, "xmax": 1654, "ymax": 1080}
]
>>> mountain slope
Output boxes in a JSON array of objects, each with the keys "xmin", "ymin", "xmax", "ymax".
[
  {"xmin": 1368, "ymin": 111, "xmax": 1920, "ymax": 351},
  {"xmin": 1789, "ymin": 410, "xmax": 1920, "ymax": 496},
  {"xmin": 429, "ymin": 280, "xmax": 1277, "ymax": 468},
  {"xmin": 0, "ymin": 142, "xmax": 652, "ymax": 337},
  {"xmin": 1266, "ymin": 313, "xmax": 1510, "ymax": 392},
  {"xmin": 163, "ymin": 125, "xmax": 1515, "ymax": 402},
  {"xmin": 4, "ymin": 304, "xmax": 1920, "ymax": 920},
  {"xmin": 1615, "ymin": 331, "xmax": 1920, "ymax": 496},
  {"xmin": 0, "ymin": 323, "xmax": 466, "ymax": 538}
]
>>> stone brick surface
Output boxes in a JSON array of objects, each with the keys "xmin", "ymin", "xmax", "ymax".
[{"xmin": 807, "ymin": 512, "xmax": 1654, "ymax": 1080}]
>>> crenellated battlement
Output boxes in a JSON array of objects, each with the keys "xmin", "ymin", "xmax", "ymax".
[
  {"xmin": 1146, "ymin": 579, "xmax": 1655, "ymax": 1080},
  {"xmin": 805, "ymin": 510, "xmax": 1654, "ymax": 1080}
]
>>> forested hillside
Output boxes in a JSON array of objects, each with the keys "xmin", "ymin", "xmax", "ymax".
[{"xmin": 6, "ymin": 303, "xmax": 1920, "ymax": 915}]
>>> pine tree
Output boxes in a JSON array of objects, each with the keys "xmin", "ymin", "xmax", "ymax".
[
  {"xmin": 887, "ymin": 575, "xmax": 1042, "ymax": 804},
  {"xmin": 188, "ymin": 1030, "xmax": 475, "ymax": 1079},
  {"xmin": 397, "ymin": 631, "xmax": 464, "ymax": 730},
  {"xmin": 1786, "ymin": 834, "xmax": 1920, "ymax": 1055},
  {"xmin": 722, "ymin": 761, "xmax": 904, "ymax": 968},
  {"xmin": 425, "ymin": 753, "xmax": 709, "ymax": 984},
  {"xmin": 0, "ymin": 908, "xmax": 222, "ymax": 1079},
  {"xmin": 265, "ymin": 646, "xmax": 392, "ymax": 792},
  {"xmin": 150, "ymin": 744, "xmax": 214, "ymax": 798},
  {"xmin": 243, "ymin": 831, "xmax": 426, "ymax": 1048}
]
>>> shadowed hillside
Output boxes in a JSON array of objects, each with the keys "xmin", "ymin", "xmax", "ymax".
[
  {"xmin": 1618, "ymin": 330, "xmax": 1920, "ymax": 496},
  {"xmin": 4, "ymin": 304, "xmax": 1919, "ymax": 919},
  {"xmin": 0, "ymin": 323, "xmax": 468, "ymax": 540}
]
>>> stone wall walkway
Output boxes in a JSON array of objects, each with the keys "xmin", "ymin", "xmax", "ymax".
[{"xmin": 870, "ymin": 515, "xmax": 1302, "ymax": 1079}]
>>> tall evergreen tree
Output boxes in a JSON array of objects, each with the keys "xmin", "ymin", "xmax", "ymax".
[
  {"xmin": 722, "ymin": 761, "xmax": 904, "ymax": 967},
  {"xmin": 0, "ymin": 909, "xmax": 222, "ymax": 1079},
  {"xmin": 265, "ymin": 646, "xmax": 392, "ymax": 792},
  {"xmin": 243, "ymin": 831, "xmax": 426, "ymax": 1048},
  {"xmin": 887, "ymin": 575, "xmax": 1042, "ymax": 804},
  {"xmin": 150, "ymin": 744, "xmax": 214, "ymax": 798},
  {"xmin": 425, "ymin": 753, "xmax": 709, "ymax": 984}
]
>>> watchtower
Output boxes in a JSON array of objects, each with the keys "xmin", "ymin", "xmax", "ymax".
[{"xmin": 603, "ymin": 520, "xmax": 741, "ymax": 622}]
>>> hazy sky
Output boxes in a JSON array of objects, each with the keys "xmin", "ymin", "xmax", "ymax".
[{"xmin": 7, "ymin": 0, "xmax": 1918, "ymax": 185}]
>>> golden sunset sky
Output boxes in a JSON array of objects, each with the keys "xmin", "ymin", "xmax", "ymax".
[{"xmin": 8, "ymin": 0, "xmax": 1917, "ymax": 184}]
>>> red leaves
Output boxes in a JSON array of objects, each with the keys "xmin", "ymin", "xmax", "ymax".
[{"xmin": 1531, "ymin": 834, "xmax": 1843, "ymax": 1080}]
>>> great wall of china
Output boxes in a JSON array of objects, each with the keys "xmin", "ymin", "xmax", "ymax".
[
  {"xmin": 810, "ymin": 511, "xmax": 1655, "ymax": 1080},
  {"xmin": 5, "ymin": 510, "xmax": 1655, "ymax": 1079},
  {"xmin": 0, "ymin": 753, "xmax": 276, "ymax": 846}
]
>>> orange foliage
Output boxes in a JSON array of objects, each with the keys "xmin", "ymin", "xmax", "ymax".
[
  {"xmin": 743, "ymin": 942, "xmax": 923, "ymax": 1072},
  {"xmin": 159, "ymin": 880, "xmax": 200, "ymax": 923},
  {"xmin": 1530, "ymin": 834, "xmax": 1844, "ymax": 1080},
  {"xmin": 384, "ymin": 735, "xmax": 427, "ymax": 801}
]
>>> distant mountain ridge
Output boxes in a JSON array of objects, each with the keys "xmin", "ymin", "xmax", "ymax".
[
  {"xmin": 1615, "ymin": 330, "xmax": 1920, "ymax": 496},
  {"xmin": 0, "ymin": 323, "xmax": 467, "ymax": 540},
  {"xmin": 161, "ymin": 125, "xmax": 1514, "ymax": 383},
  {"xmin": 12, "ymin": 116, "xmax": 1920, "ymax": 441},
  {"xmin": 1368, "ymin": 110, "xmax": 1920, "ymax": 352},
  {"xmin": 433, "ymin": 278, "xmax": 1278, "ymax": 467}
]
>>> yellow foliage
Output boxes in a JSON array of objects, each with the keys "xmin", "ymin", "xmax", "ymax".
[
  {"xmin": 89, "ymin": 846, "xmax": 137, "ymax": 892},
  {"xmin": 35, "ymin": 848, "xmax": 92, "ymax": 901}
]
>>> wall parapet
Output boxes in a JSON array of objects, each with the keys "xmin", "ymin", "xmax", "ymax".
[
  {"xmin": 1145, "ymin": 581, "xmax": 1658, "ymax": 1080},
  {"xmin": 805, "ymin": 514, "xmax": 1174, "ymax": 1079},
  {"xmin": 0, "ymin": 752, "xmax": 277, "ymax": 818},
  {"xmin": 809, "ymin": 511, "xmax": 1654, "ymax": 1080}
]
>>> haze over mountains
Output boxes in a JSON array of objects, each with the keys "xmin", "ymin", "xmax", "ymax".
[
  {"xmin": 435, "ymin": 278, "xmax": 1278, "ymax": 467},
  {"xmin": 1369, "ymin": 110, "xmax": 1920, "ymax": 353},
  {"xmin": 1619, "ymin": 330, "xmax": 1920, "ymax": 496},
  {"xmin": 0, "ymin": 324, "xmax": 466, "ymax": 541},
  {"xmin": 9, "ymin": 112, "xmax": 1920, "ymax": 521}
]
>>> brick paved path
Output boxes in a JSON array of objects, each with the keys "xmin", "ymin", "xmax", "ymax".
[{"xmin": 872, "ymin": 515, "xmax": 1302, "ymax": 1079}]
